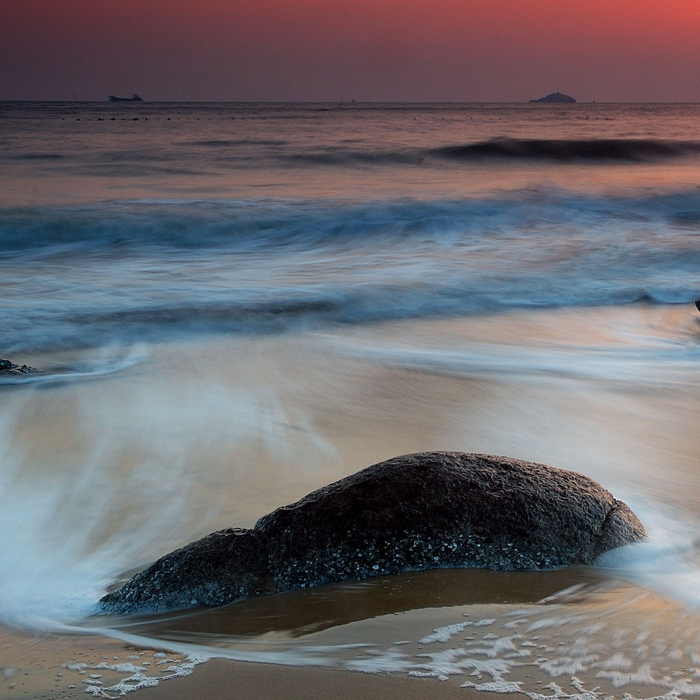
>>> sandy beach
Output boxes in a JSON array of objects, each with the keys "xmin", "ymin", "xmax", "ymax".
[
  {"xmin": 5, "ymin": 95, "xmax": 700, "ymax": 700},
  {"xmin": 5, "ymin": 572, "xmax": 700, "ymax": 700},
  {"xmin": 4, "ymin": 307, "xmax": 700, "ymax": 700},
  {"xmin": 0, "ymin": 631, "xmax": 479, "ymax": 700},
  {"xmin": 137, "ymin": 660, "xmax": 474, "ymax": 700}
]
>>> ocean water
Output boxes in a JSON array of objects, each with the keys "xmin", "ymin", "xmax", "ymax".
[{"xmin": 4, "ymin": 101, "xmax": 700, "ymax": 698}]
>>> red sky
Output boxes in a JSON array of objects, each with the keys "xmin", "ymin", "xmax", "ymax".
[{"xmin": 3, "ymin": 0, "xmax": 700, "ymax": 101}]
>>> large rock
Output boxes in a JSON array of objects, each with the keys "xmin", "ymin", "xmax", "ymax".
[
  {"xmin": 101, "ymin": 528, "xmax": 271, "ymax": 614},
  {"xmin": 99, "ymin": 452, "xmax": 645, "ymax": 614}
]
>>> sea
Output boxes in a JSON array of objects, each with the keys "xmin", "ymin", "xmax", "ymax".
[{"xmin": 4, "ymin": 101, "xmax": 700, "ymax": 698}]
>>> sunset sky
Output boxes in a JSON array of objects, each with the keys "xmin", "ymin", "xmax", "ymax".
[{"xmin": 3, "ymin": 0, "xmax": 700, "ymax": 102}]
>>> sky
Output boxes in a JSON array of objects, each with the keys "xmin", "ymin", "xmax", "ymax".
[{"xmin": 2, "ymin": 0, "xmax": 700, "ymax": 102}]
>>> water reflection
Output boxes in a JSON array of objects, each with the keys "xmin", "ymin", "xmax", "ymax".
[{"xmin": 118, "ymin": 567, "xmax": 603, "ymax": 642}]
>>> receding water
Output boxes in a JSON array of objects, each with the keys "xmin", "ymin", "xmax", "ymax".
[{"xmin": 3, "ymin": 101, "xmax": 700, "ymax": 698}]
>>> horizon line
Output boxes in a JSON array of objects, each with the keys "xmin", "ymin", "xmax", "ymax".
[{"xmin": 3, "ymin": 99, "xmax": 700, "ymax": 105}]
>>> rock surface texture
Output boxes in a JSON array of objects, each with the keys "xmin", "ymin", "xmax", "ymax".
[
  {"xmin": 0, "ymin": 358, "xmax": 41, "ymax": 375},
  {"xmin": 99, "ymin": 452, "xmax": 646, "ymax": 614}
]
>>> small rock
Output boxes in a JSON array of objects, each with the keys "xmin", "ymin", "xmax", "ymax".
[{"xmin": 0, "ymin": 358, "xmax": 42, "ymax": 375}]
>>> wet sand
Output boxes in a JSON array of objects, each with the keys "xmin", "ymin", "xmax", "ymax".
[
  {"xmin": 5, "ymin": 572, "xmax": 700, "ymax": 700},
  {"xmin": 0, "ymin": 568, "xmax": 591, "ymax": 698},
  {"xmin": 0, "ymin": 632, "xmax": 479, "ymax": 700},
  {"xmin": 4, "ymin": 306, "xmax": 700, "ymax": 699},
  {"xmin": 136, "ymin": 660, "xmax": 475, "ymax": 700}
]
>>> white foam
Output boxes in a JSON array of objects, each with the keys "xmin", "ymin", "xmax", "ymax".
[
  {"xmin": 419, "ymin": 622, "xmax": 472, "ymax": 644},
  {"xmin": 593, "ymin": 652, "xmax": 633, "ymax": 671},
  {"xmin": 525, "ymin": 677, "xmax": 604, "ymax": 700},
  {"xmin": 345, "ymin": 648, "xmax": 414, "ymax": 674},
  {"xmin": 535, "ymin": 655, "xmax": 600, "ymax": 677},
  {"xmin": 667, "ymin": 678, "xmax": 700, "ymax": 696},
  {"xmin": 474, "ymin": 619, "xmax": 497, "ymax": 627},
  {"xmin": 462, "ymin": 680, "xmax": 524, "ymax": 693},
  {"xmin": 414, "ymin": 648, "xmax": 517, "ymax": 683},
  {"xmin": 0, "ymin": 346, "xmax": 145, "ymax": 386},
  {"xmin": 0, "ymin": 347, "xmax": 339, "ymax": 631},
  {"xmin": 595, "ymin": 664, "xmax": 660, "ymax": 688},
  {"xmin": 472, "ymin": 636, "xmax": 528, "ymax": 659},
  {"xmin": 259, "ymin": 581, "xmax": 700, "ymax": 700},
  {"xmin": 60, "ymin": 650, "xmax": 213, "ymax": 700}
]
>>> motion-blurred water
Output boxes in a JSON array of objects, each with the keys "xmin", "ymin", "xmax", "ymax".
[{"xmin": 4, "ymin": 101, "xmax": 700, "ymax": 697}]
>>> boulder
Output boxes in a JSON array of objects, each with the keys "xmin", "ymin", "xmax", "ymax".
[
  {"xmin": 100, "ymin": 528, "xmax": 271, "ymax": 614},
  {"xmin": 100, "ymin": 452, "xmax": 645, "ymax": 614}
]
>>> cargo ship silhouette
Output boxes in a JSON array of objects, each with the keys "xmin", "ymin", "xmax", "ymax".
[{"xmin": 108, "ymin": 94, "xmax": 143, "ymax": 102}]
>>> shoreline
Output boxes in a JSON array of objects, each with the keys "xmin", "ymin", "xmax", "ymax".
[
  {"xmin": 135, "ymin": 660, "xmax": 481, "ymax": 700},
  {"xmin": 4, "ymin": 307, "xmax": 700, "ymax": 699},
  {"xmin": 0, "ymin": 636, "xmax": 484, "ymax": 700},
  {"xmin": 4, "ymin": 575, "xmax": 700, "ymax": 699}
]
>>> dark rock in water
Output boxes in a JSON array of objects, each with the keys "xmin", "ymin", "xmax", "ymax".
[
  {"xmin": 99, "ymin": 452, "xmax": 645, "ymax": 614},
  {"xmin": 256, "ymin": 452, "xmax": 643, "ymax": 587},
  {"xmin": 530, "ymin": 91, "xmax": 577, "ymax": 103},
  {"xmin": 101, "ymin": 528, "xmax": 270, "ymax": 613},
  {"xmin": 0, "ymin": 358, "xmax": 41, "ymax": 375}
]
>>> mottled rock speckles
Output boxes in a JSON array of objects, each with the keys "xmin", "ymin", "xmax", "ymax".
[{"xmin": 100, "ymin": 452, "xmax": 645, "ymax": 614}]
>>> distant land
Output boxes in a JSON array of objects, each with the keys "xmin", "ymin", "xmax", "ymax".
[{"xmin": 529, "ymin": 91, "xmax": 577, "ymax": 104}]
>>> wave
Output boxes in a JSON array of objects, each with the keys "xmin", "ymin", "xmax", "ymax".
[
  {"xmin": 2, "ymin": 282, "xmax": 697, "ymax": 355},
  {"xmin": 189, "ymin": 138, "xmax": 288, "ymax": 147},
  {"xmin": 10, "ymin": 152, "xmax": 66, "ymax": 161},
  {"xmin": 8, "ymin": 138, "xmax": 696, "ymax": 175},
  {"xmin": 272, "ymin": 139, "xmax": 700, "ymax": 167},
  {"xmin": 430, "ymin": 138, "xmax": 700, "ymax": 162},
  {"xmin": 282, "ymin": 150, "xmax": 424, "ymax": 166},
  {"xmin": 3, "ymin": 190, "xmax": 700, "ymax": 351},
  {"xmin": 3, "ymin": 189, "xmax": 700, "ymax": 253},
  {"xmin": 0, "ymin": 348, "xmax": 144, "ymax": 385}
]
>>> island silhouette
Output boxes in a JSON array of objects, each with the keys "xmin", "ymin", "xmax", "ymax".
[{"xmin": 529, "ymin": 91, "xmax": 576, "ymax": 103}]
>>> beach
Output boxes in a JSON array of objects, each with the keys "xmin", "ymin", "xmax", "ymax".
[
  {"xmin": 4, "ymin": 560, "xmax": 700, "ymax": 699},
  {"xmin": 4, "ymin": 101, "xmax": 700, "ymax": 699},
  {"xmin": 4, "ymin": 306, "xmax": 700, "ymax": 698}
]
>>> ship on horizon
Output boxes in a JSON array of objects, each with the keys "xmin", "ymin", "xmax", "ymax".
[{"xmin": 108, "ymin": 94, "xmax": 143, "ymax": 102}]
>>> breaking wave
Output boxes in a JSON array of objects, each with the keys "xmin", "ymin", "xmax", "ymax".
[
  {"xmin": 276, "ymin": 139, "xmax": 700, "ymax": 167},
  {"xmin": 3, "ymin": 189, "xmax": 700, "ymax": 351},
  {"xmin": 430, "ymin": 138, "xmax": 700, "ymax": 162},
  {"xmin": 3, "ymin": 188, "xmax": 700, "ymax": 253}
]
